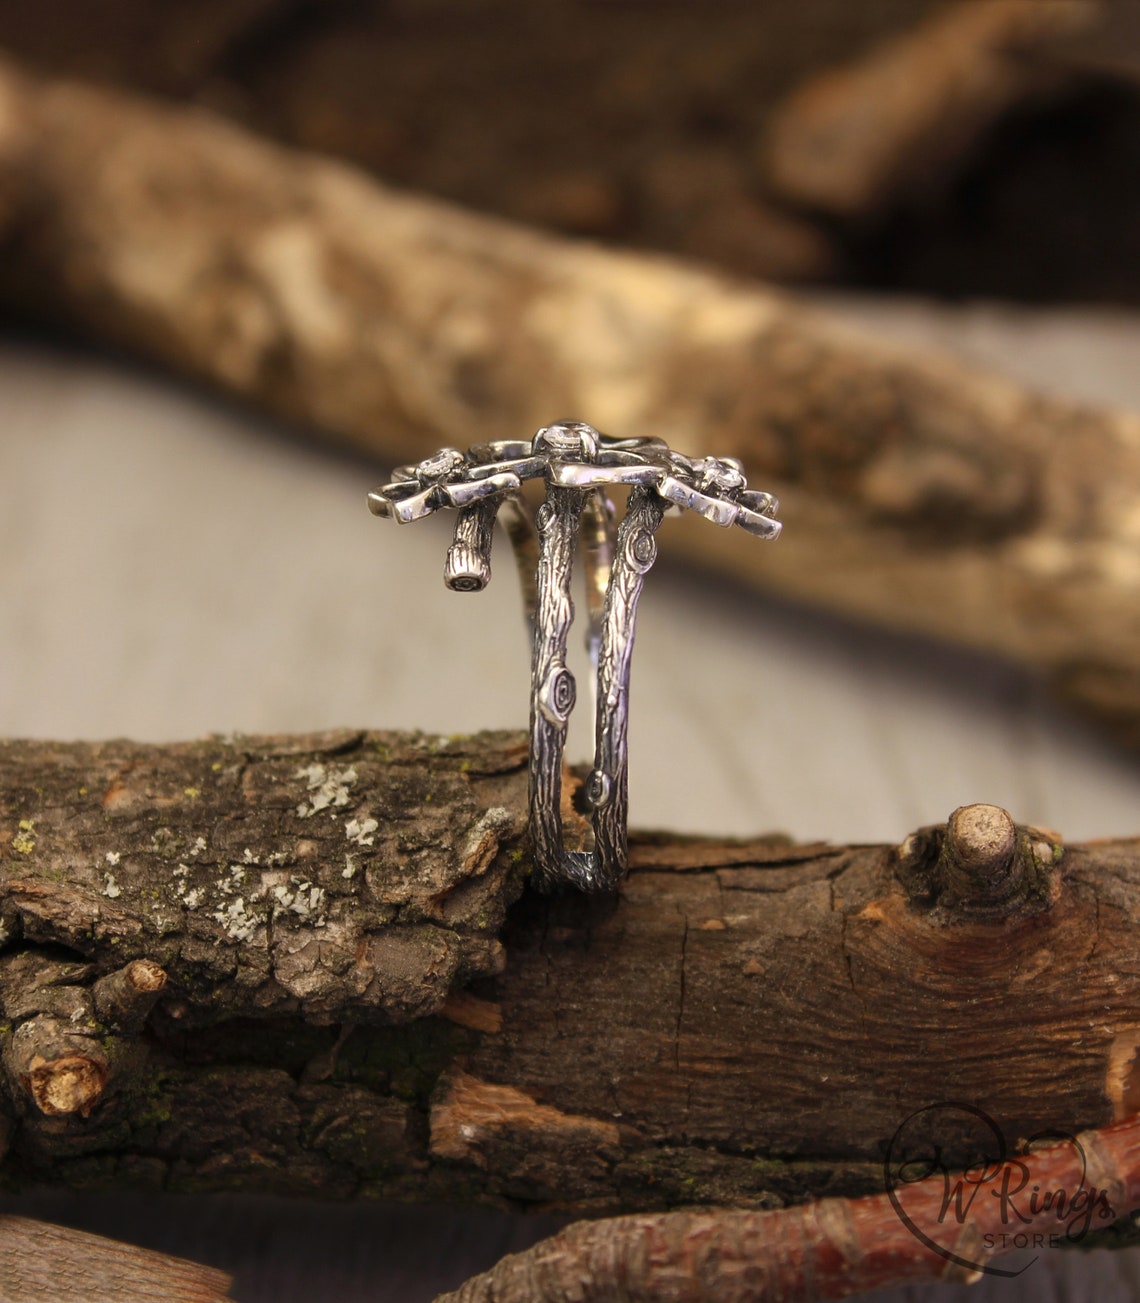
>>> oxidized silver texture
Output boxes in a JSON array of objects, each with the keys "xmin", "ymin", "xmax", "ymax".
[{"xmin": 368, "ymin": 422, "xmax": 781, "ymax": 892}]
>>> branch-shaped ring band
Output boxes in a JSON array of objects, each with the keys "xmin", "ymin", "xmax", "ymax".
[{"xmin": 368, "ymin": 422, "xmax": 781, "ymax": 892}]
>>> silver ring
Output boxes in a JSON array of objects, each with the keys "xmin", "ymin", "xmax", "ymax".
[{"xmin": 368, "ymin": 422, "xmax": 781, "ymax": 892}]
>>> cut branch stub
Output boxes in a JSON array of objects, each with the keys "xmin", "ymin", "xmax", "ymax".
[
  {"xmin": 4, "ymin": 1016, "xmax": 108, "ymax": 1118},
  {"xmin": 0, "ymin": 953, "xmax": 112, "ymax": 1119},
  {"xmin": 93, "ymin": 958, "xmax": 168, "ymax": 1032},
  {"xmin": 25, "ymin": 1053, "xmax": 106, "ymax": 1119},
  {"xmin": 895, "ymin": 802, "xmax": 1063, "ymax": 921}
]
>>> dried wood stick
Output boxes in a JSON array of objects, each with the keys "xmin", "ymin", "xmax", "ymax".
[
  {"xmin": 3, "ymin": 733, "xmax": 1140, "ymax": 1216},
  {"xmin": 435, "ymin": 1111, "xmax": 1140, "ymax": 1302},
  {"xmin": 0, "ymin": 1214, "xmax": 233, "ymax": 1303},
  {"xmin": 1, "ymin": 59, "xmax": 1139, "ymax": 742},
  {"xmin": 761, "ymin": 0, "xmax": 1100, "ymax": 217}
]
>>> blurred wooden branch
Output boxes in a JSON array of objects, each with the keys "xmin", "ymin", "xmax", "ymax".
[
  {"xmin": 0, "ymin": 0, "xmax": 898, "ymax": 283},
  {"xmin": 761, "ymin": 0, "xmax": 1101, "ymax": 218},
  {"xmin": 1052, "ymin": 2, "xmax": 1140, "ymax": 85},
  {"xmin": 1, "ymin": 55, "xmax": 1140, "ymax": 743},
  {"xmin": 0, "ymin": 1215, "xmax": 232, "ymax": 1303}
]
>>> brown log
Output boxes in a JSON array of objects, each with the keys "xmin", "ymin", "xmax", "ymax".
[
  {"xmin": 0, "ymin": 1214, "xmax": 233, "ymax": 1303},
  {"xmin": 436, "ymin": 1111, "xmax": 1140, "ymax": 1302},
  {"xmin": 2, "ymin": 732, "xmax": 1140, "ymax": 1219},
  {"xmin": 1, "ymin": 59, "xmax": 1140, "ymax": 744},
  {"xmin": 761, "ymin": 0, "xmax": 1101, "ymax": 218}
]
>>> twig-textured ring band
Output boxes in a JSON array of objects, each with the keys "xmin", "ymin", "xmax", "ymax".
[{"xmin": 368, "ymin": 422, "xmax": 781, "ymax": 892}]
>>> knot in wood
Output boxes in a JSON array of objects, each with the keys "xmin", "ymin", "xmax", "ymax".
[
  {"xmin": 6, "ymin": 1014, "xmax": 111, "ymax": 1119},
  {"xmin": 941, "ymin": 803, "xmax": 1034, "ymax": 918},
  {"xmin": 895, "ymin": 804, "xmax": 1062, "ymax": 922}
]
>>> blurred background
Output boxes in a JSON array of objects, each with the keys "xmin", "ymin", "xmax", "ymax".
[
  {"xmin": 3, "ymin": 0, "xmax": 1140, "ymax": 300},
  {"xmin": 3, "ymin": 1, "xmax": 1140, "ymax": 1299}
]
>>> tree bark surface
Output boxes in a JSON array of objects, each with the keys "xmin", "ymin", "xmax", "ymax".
[
  {"xmin": 2, "ymin": 732, "xmax": 1139, "ymax": 1216},
  {"xmin": 1, "ymin": 59, "xmax": 1140, "ymax": 742},
  {"xmin": 0, "ymin": 1215, "xmax": 233, "ymax": 1303}
]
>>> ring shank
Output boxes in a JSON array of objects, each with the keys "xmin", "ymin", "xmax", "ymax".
[
  {"xmin": 589, "ymin": 486, "xmax": 665, "ymax": 888},
  {"xmin": 445, "ymin": 477, "xmax": 661, "ymax": 891},
  {"xmin": 527, "ymin": 485, "xmax": 586, "ymax": 890},
  {"xmin": 493, "ymin": 481, "xmax": 657, "ymax": 891}
]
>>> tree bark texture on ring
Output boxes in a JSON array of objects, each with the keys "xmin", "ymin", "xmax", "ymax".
[{"xmin": 2, "ymin": 732, "xmax": 1139, "ymax": 1215}]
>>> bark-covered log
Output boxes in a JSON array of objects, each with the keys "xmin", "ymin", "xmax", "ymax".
[
  {"xmin": 0, "ymin": 1215, "xmax": 233, "ymax": 1303},
  {"xmin": 2, "ymin": 58, "xmax": 1140, "ymax": 743},
  {"xmin": 2, "ymin": 732, "xmax": 1140, "ymax": 1216}
]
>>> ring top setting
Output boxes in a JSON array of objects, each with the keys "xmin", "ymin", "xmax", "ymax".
[{"xmin": 370, "ymin": 426, "xmax": 780, "ymax": 539}]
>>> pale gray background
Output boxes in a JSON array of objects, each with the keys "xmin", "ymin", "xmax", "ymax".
[{"xmin": 3, "ymin": 297, "xmax": 1140, "ymax": 1299}]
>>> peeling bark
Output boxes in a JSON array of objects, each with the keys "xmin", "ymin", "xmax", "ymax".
[
  {"xmin": 2, "ymin": 733, "xmax": 1140, "ymax": 1216},
  {"xmin": 1, "ymin": 58, "xmax": 1140, "ymax": 742}
]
